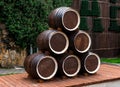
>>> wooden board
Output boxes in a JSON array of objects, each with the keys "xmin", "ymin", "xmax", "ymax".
[{"xmin": 0, "ymin": 64, "xmax": 120, "ymax": 87}]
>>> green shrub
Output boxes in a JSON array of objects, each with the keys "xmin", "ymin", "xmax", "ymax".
[
  {"xmin": 90, "ymin": 1, "xmax": 100, "ymax": 17},
  {"xmin": 0, "ymin": 0, "xmax": 72, "ymax": 49},
  {"xmin": 92, "ymin": 18, "xmax": 104, "ymax": 32},
  {"xmin": 53, "ymin": 0, "xmax": 72, "ymax": 8},
  {"xmin": 80, "ymin": 0, "xmax": 91, "ymax": 16},
  {"xmin": 108, "ymin": 20, "xmax": 120, "ymax": 32},
  {"xmin": 110, "ymin": 6, "xmax": 118, "ymax": 18},
  {"xmin": 0, "ymin": 0, "xmax": 54, "ymax": 48},
  {"xmin": 80, "ymin": 0, "xmax": 100, "ymax": 17},
  {"xmin": 79, "ymin": 17, "xmax": 89, "ymax": 31},
  {"xmin": 110, "ymin": 0, "xmax": 117, "ymax": 3}
]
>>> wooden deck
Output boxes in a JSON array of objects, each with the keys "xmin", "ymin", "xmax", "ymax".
[{"xmin": 0, "ymin": 64, "xmax": 120, "ymax": 87}]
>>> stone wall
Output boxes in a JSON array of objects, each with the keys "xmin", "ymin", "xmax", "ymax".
[{"xmin": 0, "ymin": 23, "xmax": 26, "ymax": 68}]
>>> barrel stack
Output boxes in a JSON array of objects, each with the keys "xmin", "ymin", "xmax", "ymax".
[{"xmin": 24, "ymin": 6, "xmax": 101, "ymax": 80}]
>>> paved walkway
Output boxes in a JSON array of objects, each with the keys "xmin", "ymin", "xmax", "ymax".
[
  {"xmin": 0, "ymin": 66, "xmax": 25, "ymax": 75},
  {"xmin": 84, "ymin": 80, "xmax": 120, "ymax": 87}
]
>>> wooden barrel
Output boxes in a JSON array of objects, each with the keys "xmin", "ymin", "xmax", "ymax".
[
  {"xmin": 80, "ymin": 52, "xmax": 101, "ymax": 74},
  {"xmin": 36, "ymin": 30, "xmax": 69, "ymax": 54},
  {"xmin": 57, "ymin": 54, "xmax": 81, "ymax": 77},
  {"xmin": 48, "ymin": 7, "xmax": 80, "ymax": 31},
  {"xmin": 29, "ymin": 53, "xmax": 58, "ymax": 80},
  {"xmin": 24, "ymin": 53, "xmax": 40, "ymax": 74},
  {"xmin": 69, "ymin": 30, "xmax": 91, "ymax": 53}
]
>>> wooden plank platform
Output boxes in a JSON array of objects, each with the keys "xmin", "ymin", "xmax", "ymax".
[{"xmin": 0, "ymin": 64, "xmax": 120, "ymax": 87}]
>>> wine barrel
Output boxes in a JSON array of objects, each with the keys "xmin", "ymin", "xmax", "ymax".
[
  {"xmin": 24, "ymin": 53, "xmax": 40, "ymax": 74},
  {"xmin": 29, "ymin": 53, "xmax": 58, "ymax": 80},
  {"xmin": 36, "ymin": 30, "xmax": 69, "ymax": 54},
  {"xmin": 57, "ymin": 54, "xmax": 81, "ymax": 77},
  {"xmin": 80, "ymin": 52, "xmax": 101, "ymax": 74},
  {"xmin": 48, "ymin": 7, "xmax": 80, "ymax": 31},
  {"xmin": 69, "ymin": 30, "xmax": 91, "ymax": 53}
]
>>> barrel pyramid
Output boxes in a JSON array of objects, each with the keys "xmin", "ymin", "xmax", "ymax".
[{"xmin": 24, "ymin": 6, "xmax": 101, "ymax": 80}]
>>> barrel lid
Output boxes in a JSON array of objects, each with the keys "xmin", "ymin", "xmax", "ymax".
[
  {"xmin": 49, "ymin": 31, "xmax": 69, "ymax": 54},
  {"xmin": 62, "ymin": 55, "xmax": 81, "ymax": 77},
  {"xmin": 74, "ymin": 30, "xmax": 91, "ymax": 53},
  {"xmin": 36, "ymin": 56, "xmax": 58, "ymax": 80},
  {"xmin": 84, "ymin": 52, "xmax": 101, "ymax": 74},
  {"xmin": 62, "ymin": 8, "xmax": 80, "ymax": 31}
]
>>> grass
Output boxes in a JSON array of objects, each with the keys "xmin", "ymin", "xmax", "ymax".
[
  {"xmin": 101, "ymin": 57, "xmax": 120, "ymax": 64},
  {"xmin": 0, "ymin": 73, "xmax": 14, "ymax": 76}
]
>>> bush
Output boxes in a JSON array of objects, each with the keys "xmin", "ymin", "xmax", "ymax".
[
  {"xmin": 90, "ymin": 0, "xmax": 100, "ymax": 17},
  {"xmin": 110, "ymin": 6, "xmax": 118, "ymax": 18},
  {"xmin": 110, "ymin": 0, "xmax": 117, "ymax": 3},
  {"xmin": 0, "ymin": 0, "xmax": 72, "ymax": 49},
  {"xmin": 108, "ymin": 20, "xmax": 120, "ymax": 32},
  {"xmin": 0, "ymin": 0, "xmax": 53, "ymax": 48},
  {"xmin": 80, "ymin": 0, "xmax": 100, "ymax": 17},
  {"xmin": 79, "ymin": 17, "xmax": 89, "ymax": 31},
  {"xmin": 92, "ymin": 18, "xmax": 104, "ymax": 32},
  {"xmin": 80, "ymin": 0, "xmax": 91, "ymax": 16},
  {"xmin": 53, "ymin": 0, "xmax": 72, "ymax": 8}
]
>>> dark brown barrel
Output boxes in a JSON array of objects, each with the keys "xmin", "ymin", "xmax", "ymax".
[
  {"xmin": 24, "ymin": 53, "xmax": 40, "ymax": 74},
  {"xmin": 30, "ymin": 54, "xmax": 58, "ymax": 80},
  {"xmin": 80, "ymin": 52, "xmax": 101, "ymax": 74},
  {"xmin": 36, "ymin": 30, "xmax": 69, "ymax": 54},
  {"xmin": 48, "ymin": 7, "xmax": 80, "ymax": 31},
  {"xmin": 57, "ymin": 54, "xmax": 81, "ymax": 77},
  {"xmin": 69, "ymin": 30, "xmax": 91, "ymax": 53}
]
